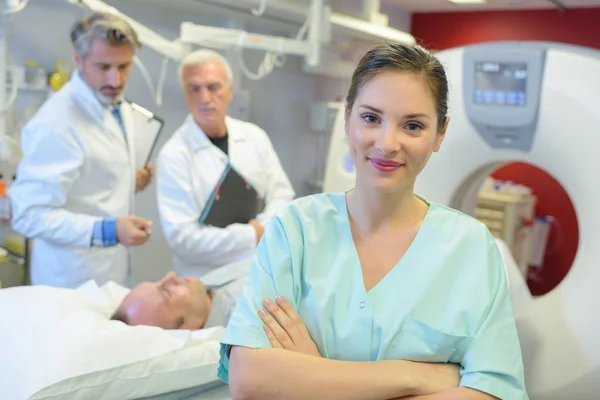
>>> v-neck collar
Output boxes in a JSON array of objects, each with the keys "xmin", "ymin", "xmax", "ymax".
[{"xmin": 335, "ymin": 191, "xmax": 435, "ymax": 295}]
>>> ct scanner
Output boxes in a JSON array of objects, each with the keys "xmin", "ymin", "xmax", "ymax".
[{"xmin": 322, "ymin": 42, "xmax": 600, "ymax": 399}]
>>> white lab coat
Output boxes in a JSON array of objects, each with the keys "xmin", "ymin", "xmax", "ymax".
[
  {"xmin": 156, "ymin": 115, "xmax": 295, "ymax": 280},
  {"xmin": 10, "ymin": 71, "xmax": 137, "ymax": 288}
]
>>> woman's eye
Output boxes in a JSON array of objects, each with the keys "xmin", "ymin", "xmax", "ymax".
[
  {"xmin": 361, "ymin": 114, "xmax": 379, "ymax": 124},
  {"xmin": 406, "ymin": 122, "xmax": 423, "ymax": 132}
]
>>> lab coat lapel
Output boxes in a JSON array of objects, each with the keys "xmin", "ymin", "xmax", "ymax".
[
  {"xmin": 183, "ymin": 115, "xmax": 213, "ymax": 152},
  {"xmin": 70, "ymin": 71, "xmax": 105, "ymax": 130},
  {"xmin": 120, "ymin": 103, "xmax": 137, "ymax": 168},
  {"xmin": 225, "ymin": 116, "xmax": 246, "ymax": 161},
  {"xmin": 70, "ymin": 71, "xmax": 129, "ymax": 158},
  {"xmin": 184, "ymin": 115, "xmax": 230, "ymax": 168},
  {"xmin": 104, "ymin": 112, "xmax": 129, "ymax": 155},
  {"xmin": 224, "ymin": 117, "xmax": 251, "ymax": 184},
  {"xmin": 118, "ymin": 103, "xmax": 136, "ymax": 216}
]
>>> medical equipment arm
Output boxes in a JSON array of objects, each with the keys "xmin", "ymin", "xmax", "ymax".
[
  {"xmin": 229, "ymin": 346, "xmax": 449, "ymax": 400},
  {"xmin": 10, "ymin": 126, "xmax": 100, "ymax": 248},
  {"xmin": 156, "ymin": 148, "xmax": 256, "ymax": 266},
  {"xmin": 254, "ymin": 128, "xmax": 295, "ymax": 224}
]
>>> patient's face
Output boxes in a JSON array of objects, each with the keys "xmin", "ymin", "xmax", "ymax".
[{"xmin": 120, "ymin": 272, "xmax": 211, "ymax": 330}]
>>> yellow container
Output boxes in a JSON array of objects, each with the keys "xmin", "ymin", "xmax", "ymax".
[{"xmin": 5, "ymin": 234, "xmax": 25, "ymax": 257}]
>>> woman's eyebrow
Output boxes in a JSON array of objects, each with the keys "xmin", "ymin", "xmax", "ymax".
[
  {"xmin": 358, "ymin": 104, "xmax": 383, "ymax": 113},
  {"xmin": 358, "ymin": 105, "xmax": 432, "ymax": 121},
  {"xmin": 403, "ymin": 113, "xmax": 432, "ymax": 120}
]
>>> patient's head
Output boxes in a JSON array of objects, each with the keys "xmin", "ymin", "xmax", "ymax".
[{"xmin": 112, "ymin": 272, "xmax": 212, "ymax": 330}]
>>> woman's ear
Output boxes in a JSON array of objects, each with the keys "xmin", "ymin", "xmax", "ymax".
[
  {"xmin": 344, "ymin": 101, "xmax": 349, "ymax": 125},
  {"xmin": 433, "ymin": 116, "xmax": 450, "ymax": 153}
]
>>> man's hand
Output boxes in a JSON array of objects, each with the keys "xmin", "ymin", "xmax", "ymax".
[
  {"xmin": 258, "ymin": 295, "xmax": 322, "ymax": 358},
  {"xmin": 249, "ymin": 219, "xmax": 264, "ymax": 244},
  {"xmin": 136, "ymin": 163, "xmax": 153, "ymax": 192},
  {"xmin": 116, "ymin": 215, "xmax": 152, "ymax": 247}
]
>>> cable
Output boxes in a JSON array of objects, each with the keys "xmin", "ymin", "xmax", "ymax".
[
  {"xmin": 133, "ymin": 55, "xmax": 159, "ymax": 106},
  {"xmin": 251, "ymin": 0, "xmax": 267, "ymax": 16},
  {"xmin": 235, "ymin": 13, "xmax": 310, "ymax": 81},
  {"xmin": 132, "ymin": 49, "xmax": 176, "ymax": 108},
  {"xmin": 156, "ymin": 56, "xmax": 169, "ymax": 107}
]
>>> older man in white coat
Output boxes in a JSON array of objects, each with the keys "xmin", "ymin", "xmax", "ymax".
[
  {"xmin": 9, "ymin": 12, "xmax": 153, "ymax": 288},
  {"xmin": 156, "ymin": 50, "xmax": 295, "ymax": 285}
]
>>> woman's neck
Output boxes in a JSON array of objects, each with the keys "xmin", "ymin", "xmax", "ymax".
[{"xmin": 346, "ymin": 181, "xmax": 424, "ymax": 233}]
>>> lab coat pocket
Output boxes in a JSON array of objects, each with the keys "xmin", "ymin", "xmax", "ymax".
[{"xmin": 386, "ymin": 315, "xmax": 469, "ymax": 363}]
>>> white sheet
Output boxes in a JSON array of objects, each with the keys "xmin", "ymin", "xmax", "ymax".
[{"xmin": 0, "ymin": 281, "xmax": 224, "ymax": 400}]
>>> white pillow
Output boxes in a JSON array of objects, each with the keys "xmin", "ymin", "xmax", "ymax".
[{"xmin": 0, "ymin": 281, "xmax": 225, "ymax": 400}]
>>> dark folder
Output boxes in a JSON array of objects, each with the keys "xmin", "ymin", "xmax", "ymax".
[{"xmin": 199, "ymin": 164, "xmax": 265, "ymax": 228}]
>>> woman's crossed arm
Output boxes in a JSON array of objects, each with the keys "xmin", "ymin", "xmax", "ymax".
[{"xmin": 228, "ymin": 296, "xmax": 462, "ymax": 400}]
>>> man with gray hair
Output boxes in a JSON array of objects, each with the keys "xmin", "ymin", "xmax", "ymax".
[
  {"xmin": 156, "ymin": 49, "xmax": 294, "ymax": 286},
  {"xmin": 10, "ymin": 12, "xmax": 154, "ymax": 289}
]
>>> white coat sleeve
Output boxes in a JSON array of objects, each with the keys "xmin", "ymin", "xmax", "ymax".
[
  {"xmin": 9, "ymin": 125, "xmax": 100, "ymax": 248},
  {"xmin": 156, "ymin": 146, "xmax": 257, "ymax": 266},
  {"xmin": 254, "ymin": 130, "xmax": 295, "ymax": 224}
]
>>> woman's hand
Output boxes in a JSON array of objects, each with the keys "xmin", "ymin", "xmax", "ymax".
[{"xmin": 258, "ymin": 295, "xmax": 322, "ymax": 357}]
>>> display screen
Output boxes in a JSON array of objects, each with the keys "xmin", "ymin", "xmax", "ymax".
[{"xmin": 474, "ymin": 62, "xmax": 527, "ymax": 106}]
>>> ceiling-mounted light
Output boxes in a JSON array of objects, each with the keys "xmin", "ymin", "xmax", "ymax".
[{"xmin": 448, "ymin": 0, "xmax": 487, "ymax": 4}]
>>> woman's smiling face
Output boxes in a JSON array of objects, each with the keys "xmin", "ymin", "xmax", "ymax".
[{"xmin": 345, "ymin": 71, "xmax": 448, "ymax": 194}]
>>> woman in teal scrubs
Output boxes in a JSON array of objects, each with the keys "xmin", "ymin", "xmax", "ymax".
[{"xmin": 217, "ymin": 42, "xmax": 528, "ymax": 400}]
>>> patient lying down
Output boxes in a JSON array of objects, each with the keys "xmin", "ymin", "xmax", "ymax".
[{"xmin": 112, "ymin": 271, "xmax": 234, "ymax": 330}]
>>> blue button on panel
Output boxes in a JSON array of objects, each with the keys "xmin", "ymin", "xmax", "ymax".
[
  {"xmin": 495, "ymin": 91, "xmax": 505, "ymax": 104},
  {"xmin": 507, "ymin": 91, "xmax": 517, "ymax": 105},
  {"xmin": 475, "ymin": 90, "xmax": 483, "ymax": 103}
]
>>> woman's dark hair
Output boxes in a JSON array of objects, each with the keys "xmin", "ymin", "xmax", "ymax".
[{"xmin": 346, "ymin": 41, "xmax": 449, "ymax": 130}]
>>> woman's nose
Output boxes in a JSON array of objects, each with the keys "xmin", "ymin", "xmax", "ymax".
[{"xmin": 375, "ymin": 125, "xmax": 401, "ymax": 154}]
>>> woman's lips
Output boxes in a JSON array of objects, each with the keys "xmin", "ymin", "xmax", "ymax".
[{"xmin": 369, "ymin": 158, "xmax": 403, "ymax": 172}]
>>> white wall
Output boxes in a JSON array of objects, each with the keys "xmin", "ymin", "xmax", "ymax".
[
  {"xmin": 381, "ymin": 2, "xmax": 412, "ymax": 33},
  {"xmin": 5, "ymin": 0, "xmax": 412, "ymax": 286},
  {"xmin": 333, "ymin": 0, "xmax": 412, "ymax": 33}
]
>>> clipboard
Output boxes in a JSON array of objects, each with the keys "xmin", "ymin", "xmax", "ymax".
[
  {"xmin": 128, "ymin": 101, "xmax": 165, "ymax": 170},
  {"xmin": 199, "ymin": 164, "xmax": 265, "ymax": 228}
]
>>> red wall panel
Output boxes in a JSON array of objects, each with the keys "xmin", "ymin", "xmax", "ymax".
[{"xmin": 411, "ymin": 8, "xmax": 600, "ymax": 51}]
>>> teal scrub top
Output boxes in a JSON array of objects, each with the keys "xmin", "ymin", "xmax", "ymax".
[{"xmin": 217, "ymin": 192, "xmax": 528, "ymax": 400}]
